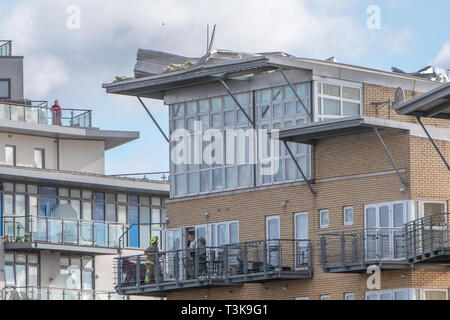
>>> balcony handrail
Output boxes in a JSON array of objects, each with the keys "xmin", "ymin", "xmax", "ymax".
[
  {"xmin": 2, "ymin": 215, "xmax": 125, "ymax": 226},
  {"xmin": 2, "ymin": 215, "xmax": 126, "ymax": 249},
  {"xmin": 115, "ymin": 239, "xmax": 312, "ymax": 293},
  {"xmin": 0, "ymin": 100, "xmax": 93, "ymax": 128},
  {"xmin": 117, "ymin": 239, "xmax": 312, "ymax": 260},
  {"xmin": 0, "ymin": 40, "xmax": 12, "ymax": 56},
  {"xmin": 1, "ymin": 286, "xmax": 126, "ymax": 300}
]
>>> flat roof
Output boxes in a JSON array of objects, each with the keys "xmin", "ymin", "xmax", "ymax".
[
  {"xmin": 395, "ymin": 82, "xmax": 450, "ymax": 119},
  {"xmin": 274, "ymin": 116, "xmax": 410, "ymax": 145},
  {"xmin": 0, "ymin": 118, "xmax": 139, "ymax": 150}
]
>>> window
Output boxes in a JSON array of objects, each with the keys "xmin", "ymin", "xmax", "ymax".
[
  {"xmin": 34, "ymin": 148, "xmax": 45, "ymax": 169},
  {"xmin": 295, "ymin": 297, "xmax": 309, "ymax": 300},
  {"xmin": 266, "ymin": 216, "xmax": 280, "ymax": 240},
  {"xmin": 316, "ymin": 81, "xmax": 362, "ymax": 121},
  {"xmin": 4, "ymin": 253, "xmax": 39, "ymax": 288},
  {"xmin": 0, "ymin": 79, "xmax": 10, "ymax": 99},
  {"xmin": 5, "ymin": 145, "xmax": 16, "ymax": 166},
  {"xmin": 343, "ymin": 206, "xmax": 353, "ymax": 226},
  {"xmin": 60, "ymin": 256, "xmax": 93, "ymax": 291},
  {"xmin": 170, "ymin": 83, "xmax": 312, "ymax": 198},
  {"xmin": 320, "ymin": 295, "xmax": 331, "ymax": 300},
  {"xmin": 320, "ymin": 209, "xmax": 329, "ymax": 229},
  {"xmin": 345, "ymin": 293, "xmax": 355, "ymax": 300}
]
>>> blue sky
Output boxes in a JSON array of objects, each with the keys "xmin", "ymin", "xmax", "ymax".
[{"xmin": 0, "ymin": 0, "xmax": 449, "ymax": 175}]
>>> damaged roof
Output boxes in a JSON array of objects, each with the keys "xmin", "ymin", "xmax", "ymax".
[{"xmin": 103, "ymin": 48, "xmax": 442, "ymax": 100}]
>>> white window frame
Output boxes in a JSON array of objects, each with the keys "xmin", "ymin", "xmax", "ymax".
[
  {"xmin": 320, "ymin": 295, "xmax": 331, "ymax": 300},
  {"xmin": 5, "ymin": 145, "xmax": 16, "ymax": 166},
  {"xmin": 314, "ymin": 79, "xmax": 363, "ymax": 122},
  {"xmin": 294, "ymin": 212, "xmax": 309, "ymax": 240},
  {"xmin": 266, "ymin": 215, "xmax": 280, "ymax": 240},
  {"xmin": 295, "ymin": 297, "xmax": 309, "ymax": 300},
  {"xmin": 319, "ymin": 209, "xmax": 329, "ymax": 229},
  {"xmin": 366, "ymin": 288, "xmax": 448, "ymax": 300},
  {"xmin": 34, "ymin": 148, "xmax": 45, "ymax": 169},
  {"xmin": 344, "ymin": 293, "xmax": 355, "ymax": 300},
  {"xmin": 343, "ymin": 206, "xmax": 354, "ymax": 226}
]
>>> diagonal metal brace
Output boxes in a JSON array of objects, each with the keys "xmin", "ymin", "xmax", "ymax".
[
  {"xmin": 373, "ymin": 128, "xmax": 409, "ymax": 189},
  {"xmin": 137, "ymin": 97, "xmax": 169, "ymax": 143},
  {"xmin": 416, "ymin": 116, "xmax": 450, "ymax": 171},
  {"xmin": 219, "ymin": 80, "xmax": 255, "ymax": 127},
  {"xmin": 283, "ymin": 141, "xmax": 317, "ymax": 197},
  {"xmin": 280, "ymin": 70, "xmax": 313, "ymax": 121}
]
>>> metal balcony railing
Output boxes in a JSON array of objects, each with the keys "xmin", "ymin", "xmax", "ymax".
[
  {"xmin": 320, "ymin": 228, "xmax": 407, "ymax": 272},
  {"xmin": 320, "ymin": 213, "xmax": 450, "ymax": 272},
  {"xmin": 405, "ymin": 213, "xmax": 450, "ymax": 262},
  {"xmin": 110, "ymin": 171, "xmax": 170, "ymax": 182},
  {"xmin": 115, "ymin": 239, "xmax": 312, "ymax": 295},
  {"xmin": 2, "ymin": 216, "xmax": 125, "ymax": 249},
  {"xmin": 0, "ymin": 100, "xmax": 92, "ymax": 127},
  {"xmin": 0, "ymin": 40, "xmax": 12, "ymax": 56},
  {"xmin": 1, "ymin": 287, "xmax": 126, "ymax": 300}
]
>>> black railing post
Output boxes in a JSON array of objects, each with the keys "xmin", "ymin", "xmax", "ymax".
[
  {"xmin": 155, "ymin": 251, "xmax": 161, "ymax": 288},
  {"xmin": 243, "ymin": 243, "xmax": 248, "ymax": 281},
  {"xmin": 278, "ymin": 241, "xmax": 282, "ymax": 277},
  {"xmin": 224, "ymin": 247, "xmax": 229, "ymax": 282},
  {"xmin": 263, "ymin": 241, "xmax": 268, "ymax": 278},
  {"xmin": 136, "ymin": 256, "xmax": 141, "ymax": 290},
  {"xmin": 429, "ymin": 215, "xmax": 434, "ymax": 251},
  {"xmin": 360, "ymin": 230, "xmax": 365, "ymax": 266},
  {"xmin": 320, "ymin": 236, "xmax": 326, "ymax": 269},
  {"xmin": 175, "ymin": 250, "xmax": 179, "ymax": 285},
  {"xmin": 195, "ymin": 248, "xmax": 200, "ymax": 283},
  {"xmin": 404, "ymin": 223, "xmax": 409, "ymax": 260},
  {"xmin": 421, "ymin": 218, "xmax": 425, "ymax": 254},
  {"xmin": 413, "ymin": 221, "xmax": 417, "ymax": 258},
  {"xmin": 340, "ymin": 233, "xmax": 345, "ymax": 267}
]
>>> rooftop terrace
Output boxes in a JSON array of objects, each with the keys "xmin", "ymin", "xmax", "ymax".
[{"xmin": 0, "ymin": 100, "xmax": 92, "ymax": 128}]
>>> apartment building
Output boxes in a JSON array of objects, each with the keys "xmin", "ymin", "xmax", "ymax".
[
  {"xmin": 104, "ymin": 48, "xmax": 450, "ymax": 300},
  {"xmin": 0, "ymin": 41, "xmax": 170, "ymax": 300}
]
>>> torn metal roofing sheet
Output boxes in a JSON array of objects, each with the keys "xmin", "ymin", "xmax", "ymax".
[
  {"xmin": 395, "ymin": 82, "xmax": 450, "ymax": 119},
  {"xmin": 104, "ymin": 48, "xmax": 441, "ymax": 100},
  {"xmin": 392, "ymin": 65, "xmax": 450, "ymax": 83}
]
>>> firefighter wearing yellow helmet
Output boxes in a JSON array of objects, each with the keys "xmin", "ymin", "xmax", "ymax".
[{"xmin": 144, "ymin": 236, "xmax": 160, "ymax": 283}]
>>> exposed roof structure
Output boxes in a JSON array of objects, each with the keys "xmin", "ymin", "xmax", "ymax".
[
  {"xmin": 103, "ymin": 49, "xmax": 440, "ymax": 100},
  {"xmin": 395, "ymin": 82, "xmax": 450, "ymax": 119},
  {"xmin": 392, "ymin": 66, "xmax": 450, "ymax": 83},
  {"xmin": 274, "ymin": 116, "xmax": 409, "ymax": 145}
]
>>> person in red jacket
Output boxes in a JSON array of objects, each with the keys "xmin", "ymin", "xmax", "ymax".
[{"xmin": 51, "ymin": 100, "xmax": 62, "ymax": 125}]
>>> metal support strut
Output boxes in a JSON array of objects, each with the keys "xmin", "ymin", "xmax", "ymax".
[
  {"xmin": 137, "ymin": 97, "xmax": 169, "ymax": 143},
  {"xmin": 283, "ymin": 141, "xmax": 317, "ymax": 197},
  {"xmin": 280, "ymin": 70, "xmax": 313, "ymax": 121},
  {"xmin": 373, "ymin": 128, "xmax": 409, "ymax": 189},
  {"xmin": 219, "ymin": 80, "xmax": 255, "ymax": 127},
  {"xmin": 416, "ymin": 116, "xmax": 450, "ymax": 171}
]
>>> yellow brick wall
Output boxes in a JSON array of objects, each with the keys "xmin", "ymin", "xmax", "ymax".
[{"xmin": 161, "ymin": 83, "xmax": 450, "ymax": 300}]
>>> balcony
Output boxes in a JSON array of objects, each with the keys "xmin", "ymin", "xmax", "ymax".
[
  {"xmin": 0, "ymin": 100, "xmax": 92, "ymax": 128},
  {"xmin": 2, "ymin": 216, "xmax": 125, "ymax": 255},
  {"xmin": 115, "ymin": 239, "xmax": 312, "ymax": 296},
  {"xmin": 1, "ymin": 287, "xmax": 126, "ymax": 300},
  {"xmin": 320, "ymin": 213, "xmax": 450, "ymax": 273},
  {"xmin": 0, "ymin": 40, "xmax": 12, "ymax": 56}
]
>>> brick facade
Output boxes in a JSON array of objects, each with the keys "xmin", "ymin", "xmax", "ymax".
[{"xmin": 162, "ymin": 83, "xmax": 450, "ymax": 300}]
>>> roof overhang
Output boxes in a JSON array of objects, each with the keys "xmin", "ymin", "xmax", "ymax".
[
  {"xmin": 395, "ymin": 82, "xmax": 450, "ymax": 119},
  {"xmin": 0, "ymin": 165, "xmax": 170, "ymax": 195},
  {"xmin": 103, "ymin": 56, "xmax": 278, "ymax": 99},
  {"xmin": 0, "ymin": 119, "xmax": 139, "ymax": 150},
  {"xmin": 274, "ymin": 116, "xmax": 410, "ymax": 145}
]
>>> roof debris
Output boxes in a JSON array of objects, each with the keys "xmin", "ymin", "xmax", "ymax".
[
  {"xmin": 392, "ymin": 65, "xmax": 450, "ymax": 83},
  {"xmin": 162, "ymin": 61, "xmax": 195, "ymax": 74}
]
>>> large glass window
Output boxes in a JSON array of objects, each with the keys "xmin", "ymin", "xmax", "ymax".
[
  {"xmin": 170, "ymin": 83, "xmax": 312, "ymax": 197},
  {"xmin": 4, "ymin": 253, "xmax": 39, "ymax": 288},
  {"xmin": 316, "ymin": 81, "xmax": 362, "ymax": 121},
  {"xmin": 5, "ymin": 145, "xmax": 16, "ymax": 166}
]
